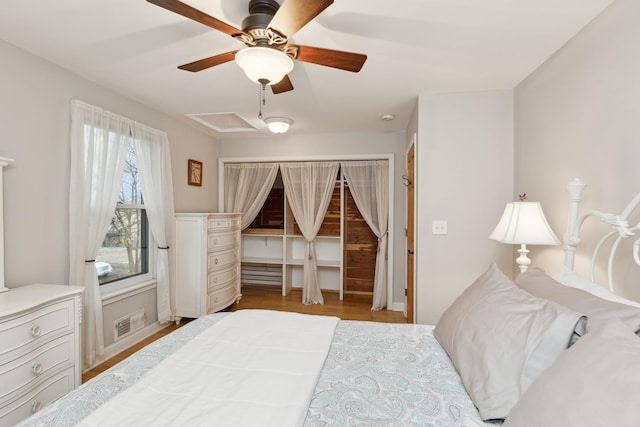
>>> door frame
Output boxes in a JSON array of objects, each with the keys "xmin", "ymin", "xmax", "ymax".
[{"xmin": 405, "ymin": 134, "xmax": 416, "ymax": 322}]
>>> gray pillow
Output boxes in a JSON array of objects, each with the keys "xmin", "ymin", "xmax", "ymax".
[
  {"xmin": 553, "ymin": 266, "xmax": 640, "ymax": 308},
  {"xmin": 503, "ymin": 320, "xmax": 640, "ymax": 427},
  {"xmin": 515, "ymin": 267, "xmax": 640, "ymax": 335},
  {"xmin": 434, "ymin": 263, "xmax": 586, "ymax": 421}
]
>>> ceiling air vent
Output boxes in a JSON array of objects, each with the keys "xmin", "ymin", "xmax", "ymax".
[{"xmin": 186, "ymin": 112, "xmax": 259, "ymax": 133}]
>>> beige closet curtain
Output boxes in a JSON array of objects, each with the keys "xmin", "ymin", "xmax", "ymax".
[
  {"xmin": 224, "ymin": 163, "xmax": 279, "ymax": 229},
  {"xmin": 280, "ymin": 161, "xmax": 339, "ymax": 305},
  {"xmin": 341, "ymin": 160, "xmax": 389, "ymax": 310}
]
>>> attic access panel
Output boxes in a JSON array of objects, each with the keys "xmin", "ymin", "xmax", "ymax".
[{"xmin": 186, "ymin": 112, "xmax": 258, "ymax": 133}]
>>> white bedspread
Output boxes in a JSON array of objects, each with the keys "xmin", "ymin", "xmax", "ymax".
[{"xmin": 78, "ymin": 309, "xmax": 339, "ymax": 427}]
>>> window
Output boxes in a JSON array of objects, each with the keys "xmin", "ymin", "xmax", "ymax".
[{"xmin": 96, "ymin": 139, "xmax": 152, "ymax": 286}]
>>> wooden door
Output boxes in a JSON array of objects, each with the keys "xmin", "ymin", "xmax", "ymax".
[{"xmin": 406, "ymin": 144, "xmax": 415, "ymax": 323}]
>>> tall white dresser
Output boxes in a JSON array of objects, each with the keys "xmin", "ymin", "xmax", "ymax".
[
  {"xmin": 0, "ymin": 284, "xmax": 83, "ymax": 426},
  {"xmin": 173, "ymin": 213, "xmax": 242, "ymax": 321}
]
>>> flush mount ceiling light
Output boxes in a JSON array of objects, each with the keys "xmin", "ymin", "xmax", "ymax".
[
  {"xmin": 264, "ymin": 117, "xmax": 293, "ymax": 134},
  {"xmin": 235, "ymin": 47, "xmax": 294, "ymax": 86}
]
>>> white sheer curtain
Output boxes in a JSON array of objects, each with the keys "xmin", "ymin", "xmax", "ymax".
[
  {"xmin": 280, "ymin": 162, "xmax": 339, "ymax": 305},
  {"xmin": 69, "ymin": 100, "xmax": 129, "ymax": 368},
  {"xmin": 224, "ymin": 163, "xmax": 279, "ymax": 229},
  {"xmin": 341, "ymin": 160, "xmax": 389, "ymax": 310},
  {"xmin": 132, "ymin": 123, "xmax": 175, "ymax": 323}
]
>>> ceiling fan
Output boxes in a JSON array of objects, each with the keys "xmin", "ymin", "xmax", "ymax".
[{"xmin": 147, "ymin": 0, "xmax": 368, "ymax": 94}]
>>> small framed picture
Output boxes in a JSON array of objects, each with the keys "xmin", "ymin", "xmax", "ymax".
[{"xmin": 188, "ymin": 159, "xmax": 203, "ymax": 186}]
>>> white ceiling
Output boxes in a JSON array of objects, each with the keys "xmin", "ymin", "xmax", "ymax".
[{"xmin": 0, "ymin": 0, "xmax": 613, "ymax": 136}]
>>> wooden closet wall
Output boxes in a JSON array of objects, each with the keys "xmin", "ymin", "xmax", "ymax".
[
  {"xmin": 343, "ymin": 185, "xmax": 377, "ymax": 296},
  {"xmin": 241, "ymin": 169, "xmax": 379, "ymax": 299},
  {"xmin": 289, "ymin": 182, "xmax": 377, "ymax": 297}
]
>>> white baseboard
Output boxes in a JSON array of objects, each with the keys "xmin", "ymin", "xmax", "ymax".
[
  {"xmin": 84, "ymin": 321, "xmax": 168, "ymax": 372},
  {"xmin": 390, "ymin": 301, "xmax": 404, "ymax": 312}
]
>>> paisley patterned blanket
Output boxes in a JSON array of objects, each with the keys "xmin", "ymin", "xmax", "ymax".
[{"xmin": 18, "ymin": 312, "xmax": 499, "ymax": 427}]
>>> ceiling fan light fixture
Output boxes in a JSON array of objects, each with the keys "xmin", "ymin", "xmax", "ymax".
[
  {"xmin": 235, "ymin": 47, "xmax": 294, "ymax": 86},
  {"xmin": 264, "ymin": 117, "xmax": 293, "ymax": 134}
]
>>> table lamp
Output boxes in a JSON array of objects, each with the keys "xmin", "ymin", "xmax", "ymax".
[{"xmin": 490, "ymin": 195, "xmax": 560, "ymax": 273}]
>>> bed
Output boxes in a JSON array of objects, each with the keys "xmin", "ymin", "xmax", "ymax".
[{"xmin": 17, "ymin": 179, "xmax": 640, "ymax": 427}]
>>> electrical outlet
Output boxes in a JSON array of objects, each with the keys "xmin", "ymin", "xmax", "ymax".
[{"xmin": 432, "ymin": 220, "xmax": 448, "ymax": 235}]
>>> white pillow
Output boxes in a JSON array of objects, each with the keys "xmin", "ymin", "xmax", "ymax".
[{"xmin": 553, "ymin": 266, "xmax": 640, "ymax": 309}]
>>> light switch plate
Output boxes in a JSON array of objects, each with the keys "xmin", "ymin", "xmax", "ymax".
[{"xmin": 432, "ymin": 220, "xmax": 448, "ymax": 235}]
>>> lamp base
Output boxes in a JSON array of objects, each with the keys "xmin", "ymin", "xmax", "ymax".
[{"xmin": 515, "ymin": 244, "xmax": 531, "ymax": 273}]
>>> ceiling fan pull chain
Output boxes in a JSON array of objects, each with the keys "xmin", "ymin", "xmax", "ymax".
[
  {"xmin": 258, "ymin": 83, "xmax": 263, "ymax": 119},
  {"xmin": 257, "ymin": 79, "xmax": 268, "ymax": 119}
]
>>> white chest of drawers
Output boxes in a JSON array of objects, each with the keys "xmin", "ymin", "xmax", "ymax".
[
  {"xmin": 173, "ymin": 213, "xmax": 242, "ymax": 320},
  {"xmin": 0, "ymin": 284, "xmax": 83, "ymax": 426}
]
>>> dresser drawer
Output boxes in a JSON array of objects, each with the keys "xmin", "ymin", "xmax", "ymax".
[
  {"xmin": 0, "ymin": 335, "xmax": 74, "ymax": 401},
  {"xmin": 0, "ymin": 300, "xmax": 74, "ymax": 361},
  {"xmin": 207, "ymin": 285, "xmax": 239, "ymax": 314},
  {"xmin": 207, "ymin": 267, "xmax": 238, "ymax": 292},
  {"xmin": 0, "ymin": 366, "xmax": 75, "ymax": 426},
  {"xmin": 207, "ymin": 230, "xmax": 240, "ymax": 253},
  {"xmin": 207, "ymin": 249, "xmax": 239, "ymax": 271},
  {"xmin": 207, "ymin": 215, "xmax": 241, "ymax": 232}
]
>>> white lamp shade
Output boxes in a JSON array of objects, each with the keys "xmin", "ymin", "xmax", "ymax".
[
  {"xmin": 235, "ymin": 47, "xmax": 294, "ymax": 85},
  {"xmin": 264, "ymin": 117, "xmax": 292, "ymax": 133},
  {"xmin": 489, "ymin": 201, "xmax": 560, "ymax": 245}
]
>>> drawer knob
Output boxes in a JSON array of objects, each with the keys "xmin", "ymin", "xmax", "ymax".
[
  {"xmin": 31, "ymin": 400, "xmax": 42, "ymax": 413},
  {"xmin": 30, "ymin": 324, "xmax": 42, "ymax": 338},
  {"xmin": 213, "ymin": 277, "xmax": 218, "ymax": 283},
  {"xmin": 213, "ymin": 238, "xmax": 219, "ymax": 245},
  {"xmin": 32, "ymin": 362, "xmax": 43, "ymax": 376},
  {"xmin": 214, "ymin": 258, "xmax": 219, "ymax": 265}
]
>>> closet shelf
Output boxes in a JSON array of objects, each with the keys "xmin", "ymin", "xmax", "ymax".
[
  {"xmin": 241, "ymin": 257, "xmax": 283, "ymax": 265},
  {"xmin": 285, "ymin": 258, "xmax": 340, "ymax": 267}
]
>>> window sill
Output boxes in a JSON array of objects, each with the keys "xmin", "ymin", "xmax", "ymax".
[{"xmin": 101, "ymin": 280, "xmax": 157, "ymax": 305}]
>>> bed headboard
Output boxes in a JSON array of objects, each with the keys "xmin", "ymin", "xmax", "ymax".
[{"xmin": 564, "ymin": 178, "xmax": 640, "ymax": 292}]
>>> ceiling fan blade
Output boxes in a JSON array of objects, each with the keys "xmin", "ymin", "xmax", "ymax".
[
  {"xmin": 147, "ymin": 0, "xmax": 241, "ymax": 36},
  {"xmin": 178, "ymin": 51, "xmax": 238, "ymax": 72},
  {"xmin": 293, "ymin": 45, "xmax": 367, "ymax": 72},
  {"xmin": 268, "ymin": 0, "xmax": 334, "ymax": 38},
  {"xmin": 271, "ymin": 75, "xmax": 294, "ymax": 94}
]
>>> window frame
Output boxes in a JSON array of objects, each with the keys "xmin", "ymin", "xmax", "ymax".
[{"xmin": 98, "ymin": 146, "xmax": 156, "ymax": 298}]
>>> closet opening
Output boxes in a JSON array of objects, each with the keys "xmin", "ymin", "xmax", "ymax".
[{"xmin": 220, "ymin": 156, "xmax": 393, "ymax": 310}]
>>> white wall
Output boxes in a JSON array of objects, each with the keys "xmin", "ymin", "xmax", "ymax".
[
  {"xmin": 415, "ymin": 91, "xmax": 514, "ymax": 325},
  {"xmin": 0, "ymin": 39, "xmax": 218, "ymax": 357},
  {"xmin": 0, "ymin": 39, "xmax": 218, "ymax": 287},
  {"xmin": 514, "ymin": 0, "xmax": 640, "ymax": 302},
  {"xmin": 218, "ymin": 131, "xmax": 408, "ymax": 306}
]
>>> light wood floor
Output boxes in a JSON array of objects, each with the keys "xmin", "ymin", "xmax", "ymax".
[
  {"xmin": 225, "ymin": 285, "xmax": 407, "ymax": 323},
  {"xmin": 82, "ymin": 285, "xmax": 407, "ymax": 382}
]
